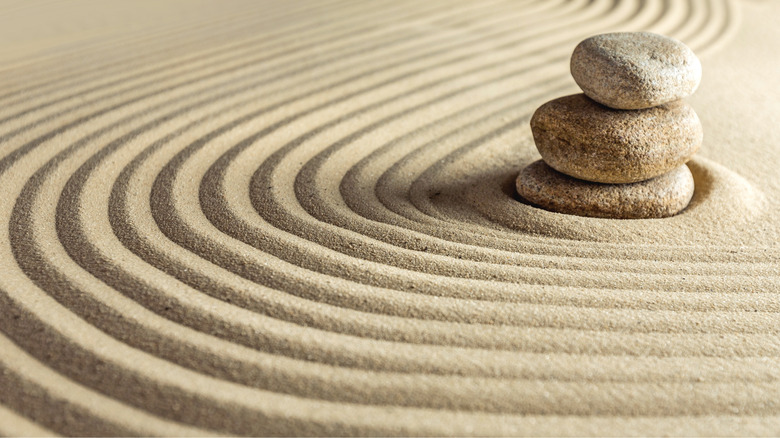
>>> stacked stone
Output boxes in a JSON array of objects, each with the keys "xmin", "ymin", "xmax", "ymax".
[{"xmin": 516, "ymin": 32, "xmax": 703, "ymax": 219}]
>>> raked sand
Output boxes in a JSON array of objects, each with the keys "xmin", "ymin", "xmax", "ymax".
[{"xmin": 1, "ymin": 0, "xmax": 780, "ymax": 435}]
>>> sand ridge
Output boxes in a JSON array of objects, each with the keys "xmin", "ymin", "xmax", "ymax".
[{"xmin": 1, "ymin": 0, "xmax": 780, "ymax": 435}]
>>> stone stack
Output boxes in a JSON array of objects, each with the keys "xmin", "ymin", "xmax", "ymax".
[{"xmin": 516, "ymin": 32, "xmax": 703, "ymax": 219}]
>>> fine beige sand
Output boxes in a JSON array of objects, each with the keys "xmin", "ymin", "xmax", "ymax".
[{"xmin": 1, "ymin": 0, "xmax": 780, "ymax": 436}]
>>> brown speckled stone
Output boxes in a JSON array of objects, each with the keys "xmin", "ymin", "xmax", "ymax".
[
  {"xmin": 531, "ymin": 94, "xmax": 702, "ymax": 184},
  {"xmin": 516, "ymin": 160, "xmax": 695, "ymax": 219},
  {"xmin": 571, "ymin": 32, "xmax": 701, "ymax": 110}
]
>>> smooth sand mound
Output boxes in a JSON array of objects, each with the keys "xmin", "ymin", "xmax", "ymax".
[{"xmin": 1, "ymin": 0, "xmax": 779, "ymax": 435}]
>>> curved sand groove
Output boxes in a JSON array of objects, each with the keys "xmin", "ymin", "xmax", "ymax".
[
  {"xmin": 0, "ymin": 0, "xmax": 756, "ymax": 396},
  {"xmin": 4, "ymin": 0, "xmax": 780, "ymax": 435},
  {"xmin": 0, "ymin": 1, "xmax": 380, "ymax": 127},
  {"xmin": 0, "ymin": 0, "xmax": 472, "ymax": 148},
  {"xmin": 0, "ymin": 0, "xmax": 760, "ymax": 394},
  {"xmin": 0, "ymin": 334, "xmax": 215, "ymax": 436},
  {"xmin": 0, "ymin": 1, "xmax": 269, "ymax": 103}
]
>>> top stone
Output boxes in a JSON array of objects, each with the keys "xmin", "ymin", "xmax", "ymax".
[{"xmin": 570, "ymin": 32, "xmax": 701, "ymax": 109}]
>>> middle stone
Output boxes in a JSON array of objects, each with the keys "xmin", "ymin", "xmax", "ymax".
[{"xmin": 530, "ymin": 93, "xmax": 702, "ymax": 184}]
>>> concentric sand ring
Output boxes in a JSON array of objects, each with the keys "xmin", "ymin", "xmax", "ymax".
[{"xmin": 3, "ymin": 0, "xmax": 780, "ymax": 435}]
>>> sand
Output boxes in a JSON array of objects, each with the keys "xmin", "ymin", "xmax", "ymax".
[{"xmin": 1, "ymin": 0, "xmax": 779, "ymax": 435}]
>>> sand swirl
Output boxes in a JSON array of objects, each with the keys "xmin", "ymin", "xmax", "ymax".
[{"xmin": 2, "ymin": 0, "xmax": 780, "ymax": 435}]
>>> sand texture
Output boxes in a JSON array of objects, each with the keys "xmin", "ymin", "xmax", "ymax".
[{"xmin": 1, "ymin": 0, "xmax": 780, "ymax": 436}]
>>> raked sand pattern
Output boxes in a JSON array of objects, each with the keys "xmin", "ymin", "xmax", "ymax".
[{"xmin": 2, "ymin": 0, "xmax": 780, "ymax": 435}]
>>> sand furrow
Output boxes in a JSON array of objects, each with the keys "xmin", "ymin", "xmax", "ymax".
[
  {"xmin": 3, "ymin": 0, "xmax": 780, "ymax": 435},
  {"xmin": 0, "ymin": 0, "xmax": 477, "ymax": 125}
]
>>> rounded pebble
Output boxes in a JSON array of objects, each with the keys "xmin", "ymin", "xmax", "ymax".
[
  {"xmin": 516, "ymin": 160, "xmax": 695, "ymax": 219},
  {"xmin": 531, "ymin": 93, "xmax": 702, "ymax": 184},
  {"xmin": 570, "ymin": 32, "xmax": 702, "ymax": 110}
]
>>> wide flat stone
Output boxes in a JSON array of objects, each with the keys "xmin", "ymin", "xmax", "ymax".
[
  {"xmin": 531, "ymin": 94, "xmax": 702, "ymax": 184},
  {"xmin": 516, "ymin": 160, "xmax": 695, "ymax": 219},
  {"xmin": 571, "ymin": 32, "xmax": 701, "ymax": 110}
]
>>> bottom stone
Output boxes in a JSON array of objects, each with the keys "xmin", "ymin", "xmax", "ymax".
[{"xmin": 516, "ymin": 160, "xmax": 695, "ymax": 219}]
